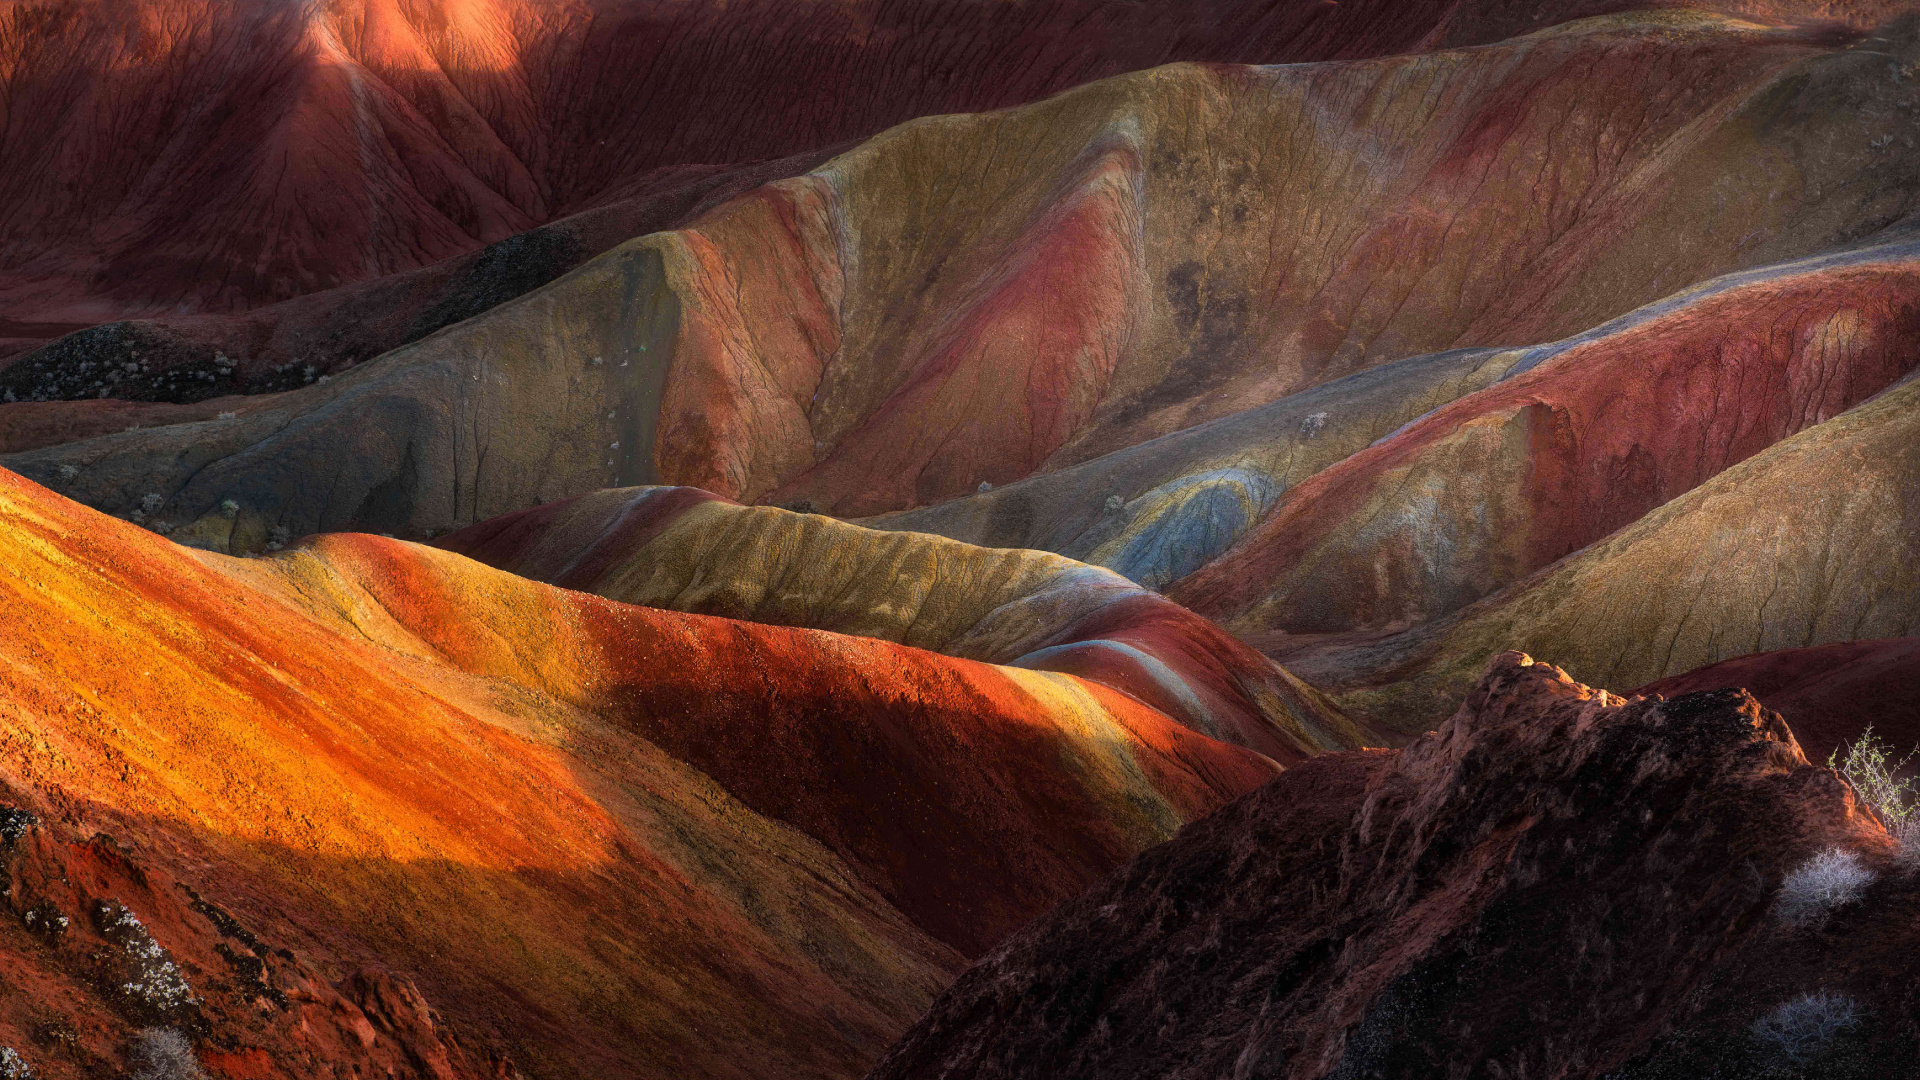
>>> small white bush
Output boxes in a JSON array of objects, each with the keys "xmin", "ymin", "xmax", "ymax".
[
  {"xmin": 1750, "ymin": 992, "xmax": 1859, "ymax": 1063},
  {"xmin": 1774, "ymin": 848, "xmax": 1876, "ymax": 927},
  {"xmin": 0, "ymin": 1047, "xmax": 35, "ymax": 1080},
  {"xmin": 1893, "ymin": 818, "xmax": 1920, "ymax": 873},
  {"xmin": 96, "ymin": 902, "xmax": 199, "ymax": 1017},
  {"xmin": 127, "ymin": 1029, "xmax": 207, "ymax": 1080}
]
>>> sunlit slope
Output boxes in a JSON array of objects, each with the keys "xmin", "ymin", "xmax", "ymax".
[
  {"xmin": 0, "ymin": 467, "xmax": 1277, "ymax": 1077},
  {"xmin": 438, "ymin": 488, "xmax": 1369, "ymax": 762},
  {"xmin": 15, "ymin": 15, "xmax": 1920, "ymax": 536}
]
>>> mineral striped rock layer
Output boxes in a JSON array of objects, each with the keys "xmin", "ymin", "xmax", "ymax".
[
  {"xmin": 2, "ymin": 1, "xmax": 1919, "ymax": 1078},
  {"xmin": 6, "ymin": 0, "xmax": 1899, "ymax": 329}
]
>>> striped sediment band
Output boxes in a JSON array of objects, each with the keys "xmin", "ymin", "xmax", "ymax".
[{"xmin": 439, "ymin": 486, "xmax": 1373, "ymax": 761}]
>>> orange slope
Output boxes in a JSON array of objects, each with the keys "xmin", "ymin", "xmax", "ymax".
[{"xmin": 0, "ymin": 466, "xmax": 1276, "ymax": 1078}]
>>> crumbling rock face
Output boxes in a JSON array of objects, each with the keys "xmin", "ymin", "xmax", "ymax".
[{"xmin": 868, "ymin": 653, "xmax": 1919, "ymax": 1080}]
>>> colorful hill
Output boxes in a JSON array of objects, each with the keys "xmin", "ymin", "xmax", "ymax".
[
  {"xmin": 20, "ymin": 0, "xmax": 1878, "ymax": 338},
  {"xmin": 435, "ymin": 487, "xmax": 1368, "ymax": 763},
  {"xmin": 0, "ymin": 466, "xmax": 1278, "ymax": 1078},
  {"xmin": 5, "ymin": 4, "xmax": 1920, "ymax": 1078},
  {"xmin": 1168, "ymin": 238, "xmax": 1920, "ymax": 637},
  {"xmin": 863, "ymin": 346, "xmax": 1518, "ymax": 589},
  {"xmin": 1279, "ymin": 362, "xmax": 1920, "ymax": 735},
  {"xmin": 11, "ymin": 14, "xmax": 1918, "ymax": 539}
]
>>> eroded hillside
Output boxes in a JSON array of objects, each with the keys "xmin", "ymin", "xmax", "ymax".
[{"xmin": 3, "ymin": 3, "xmax": 1918, "ymax": 1078}]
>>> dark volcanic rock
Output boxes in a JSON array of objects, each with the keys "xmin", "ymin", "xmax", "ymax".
[{"xmin": 868, "ymin": 653, "xmax": 1919, "ymax": 1080}]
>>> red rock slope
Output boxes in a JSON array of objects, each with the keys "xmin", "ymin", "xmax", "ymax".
[
  {"xmin": 0, "ymin": 465, "xmax": 1279, "ymax": 1079},
  {"xmin": 868, "ymin": 654, "xmax": 1918, "ymax": 1079}
]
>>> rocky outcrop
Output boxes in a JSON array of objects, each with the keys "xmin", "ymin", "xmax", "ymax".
[
  {"xmin": 868, "ymin": 654, "xmax": 1918, "ymax": 1080},
  {"xmin": 1641, "ymin": 638, "xmax": 1920, "ymax": 766}
]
